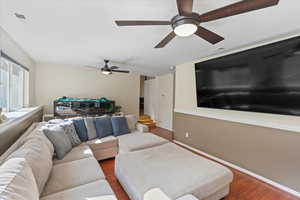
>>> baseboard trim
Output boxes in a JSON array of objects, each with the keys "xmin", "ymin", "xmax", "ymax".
[
  {"xmin": 156, "ymin": 126, "xmax": 174, "ymax": 132},
  {"xmin": 173, "ymin": 140, "xmax": 300, "ymax": 198}
]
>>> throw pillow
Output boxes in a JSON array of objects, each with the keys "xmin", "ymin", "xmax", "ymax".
[
  {"xmin": 84, "ymin": 117, "xmax": 97, "ymax": 140},
  {"xmin": 94, "ymin": 117, "xmax": 113, "ymax": 138},
  {"xmin": 72, "ymin": 118, "xmax": 88, "ymax": 142},
  {"xmin": 111, "ymin": 116, "xmax": 130, "ymax": 136},
  {"xmin": 59, "ymin": 121, "xmax": 82, "ymax": 147},
  {"xmin": 0, "ymin": 158, "xmax": 39, "ymax": 200},
  {"xmin": 125, "ymin": 114, "xmax": 138, "ymax": 131},
  {"xmin": 43, "ymin": 125, "xmax": 72, "ymax": 160}
]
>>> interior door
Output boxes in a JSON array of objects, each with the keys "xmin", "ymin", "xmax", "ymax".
[
  {"xmin": 144, "ymin": 78, "xmax": 158, "ymax": 121},
  {"xmin": 157, "ymin": 73, "xmax": 174, "ymax": 130}
]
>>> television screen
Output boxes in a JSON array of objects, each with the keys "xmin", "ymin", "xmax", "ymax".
[{"xmin": 195, "ymin": 36, "xmax": 300, "ymax": 116}]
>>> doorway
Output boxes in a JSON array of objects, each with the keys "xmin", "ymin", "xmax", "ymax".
[{"xmin": 141, "ymin": 74, "xmax": 174, "ymax": 131}]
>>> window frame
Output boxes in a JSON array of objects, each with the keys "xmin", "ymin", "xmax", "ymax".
[{"xmin": 0, "ymin": 51, "xmax": 29, "ymax": 112}]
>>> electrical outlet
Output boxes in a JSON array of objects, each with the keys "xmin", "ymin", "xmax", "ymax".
[{"xmin": 185, "ymin": 132, "xmax": 190, "ymax": 138}]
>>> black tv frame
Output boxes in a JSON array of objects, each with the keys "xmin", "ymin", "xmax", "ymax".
[{"xmin": 195, "ymin": 36, "xmax": 300, "ymax": 116}]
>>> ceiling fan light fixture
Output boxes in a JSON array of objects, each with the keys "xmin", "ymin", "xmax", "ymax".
[
  {"xmin": 102, "ymin": 70, "xmax": 112, "ymax": 75},
  {"xmin": 174, "ymin": 23, "xmax": 197, "ymax": 37}
]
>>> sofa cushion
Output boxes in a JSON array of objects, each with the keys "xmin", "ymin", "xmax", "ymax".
[
  {"xmin": 94, "ymin": 117, "xmax": 113, "ymax": 138},
  {"xmin": 53, "ymin": 145, "xmax": 93, "ymax": 165},
  {"xmin": 85, "ymin": 136, "xmax": 117, "ymax": 145},
  {"xmin": 72, "ymin": 118, "xmax": 88, "ymax": 142},
  {"xmin": 42, "ymin": 157, "xmax": 105, "ymax": 196},
  {"xmin": 59, "ymin": 121, "xmax": 82, "ymax": 147},
  {"xmin": 7, "ymin": 138, "xmax": 53, "ymax": 194},
  {"xmin": 118, "ymin": 132, "xmax": 169, "ymax": 153},
  {"xmin": 43, "ymin": 125, "xmax": 72, "ymax": 160},
  {"xmin": 125, "ymin": 115, "xmax": 138, "ymax": 131},
  {"xmin": 115, "ymin": 143, "xmax": 233, "ymax": 200},
  {"xmin": 25, "ymin": 123, "xmax": 55, "ymax": 156},
  {"xmin": 0, "ymin": 158, "xmax": 39, "ymax": 200},
  {"xmin": 111, "ymin": 116, "xmax": 130, "ymax": 136},
  {"xmin": 41, "ymin": 180, "xmax": 116, "ymax": 200},
  {"xmin": 84, "ymin": 117, "xmax": 97, "ymax": 140},
  {"xmin": 0, "ymin": 123, "xmax": 40, "ymax": 166}
]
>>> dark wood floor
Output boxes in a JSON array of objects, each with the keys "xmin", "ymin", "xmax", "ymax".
[{"xmin": 99, "ymin": 127, "xmax": 300, "ymax": 200}]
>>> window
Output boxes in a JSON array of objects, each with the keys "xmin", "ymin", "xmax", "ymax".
[
  {"xmin": 0, "ymin": 52, "xmax": 28, "ymax": 112},
  {"xmin": 0, "ymin": 59, "xmax": 9, "ymax": 111}
]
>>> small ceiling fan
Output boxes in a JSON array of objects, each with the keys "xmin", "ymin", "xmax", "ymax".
[
  {"xmin": 86, "ymin": 60, "xmax": 130, "ymax": 75},
  {"xmin": 115, "ymin": 0, "xmax": 280, "ymax": 48}
]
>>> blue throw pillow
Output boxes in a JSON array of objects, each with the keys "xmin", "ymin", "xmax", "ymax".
[
  {"xmin": 111, "ymin": 116, "xmax": 130, "ymax": 136},
  {"xmin": 72, "ymin": 118, "xmax": 88, "ymax": 142},
  {"xmin": 94, "ymin": 117, "xmax": 113, "ymax": 138}
]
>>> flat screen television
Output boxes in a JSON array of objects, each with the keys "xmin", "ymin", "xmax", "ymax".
[{"xmin": 195, "ymin": 36, "xmax": 300, "ymax": 116}]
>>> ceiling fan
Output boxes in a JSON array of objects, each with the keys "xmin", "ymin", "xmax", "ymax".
[
  {"xmin": 86, "ymin": 60, "xmax": 130, "ymax": 75},
  {"xmin": 115, "ymin": 0, "xmax": 280, "ymax": 48}
]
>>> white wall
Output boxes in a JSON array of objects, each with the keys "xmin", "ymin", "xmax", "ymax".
[
  {"xmin": 175, "ymin": 34, "xmax": 300, "ymax": 133},
  {"xmin": 0, "ymin": 26, "xmax": 36, "ymax": 106},
  {"xmin": 144, "ymin": 73, "xmax": 174, "ymax": 130},
  {"xmin": 35, "ymin": 63, "xmax": 140, "ymax": 117}
]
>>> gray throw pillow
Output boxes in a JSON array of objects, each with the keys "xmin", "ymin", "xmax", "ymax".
[
  {"xmin": 84, "ymin": 117, "xmax": 97, "ymax": 140},
  {"xmin": 43, "ymin": 125, "xmax": 72, "ymax": 160},
  {"xmin": 111, "ymin": 116, "xmax": 130, "ymax": 136},
  {"xmin": 59, "ymin": 121, "xmax": 81, "ymax": 147}
]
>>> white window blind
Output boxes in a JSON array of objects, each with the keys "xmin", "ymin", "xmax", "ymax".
[{"xmin": 0, "ymin": 52, "xmax": 27, "ymax": 112}]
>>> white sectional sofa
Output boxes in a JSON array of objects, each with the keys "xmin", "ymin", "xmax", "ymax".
[
  {"xmin": 0, "ymin": 116, "xmax": 171, "ymax": 200},
  {"xmin": 0, "ymin": 123, "xmax": 117, "ymax": 200}
]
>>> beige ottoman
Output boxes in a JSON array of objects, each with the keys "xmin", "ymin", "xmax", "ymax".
[{"xmin": 115, "ymin": 143, "xmax": 233, "ymax": 200}]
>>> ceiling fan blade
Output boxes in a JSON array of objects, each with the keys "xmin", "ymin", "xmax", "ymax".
[
  {"xmin": 110, "ymin": 66, "xmax": 119, "ymax": 70},
  {"xmin": 115, "ymin": 20, "xmax": 171, "ymax": 26},
  {"xmin": 177, "ymin": 0, "xmax": 193, "ymax": 16},
  {"xmin": 195, "ymin": 26, "xmax": 224, "ymax": 44},
  {"xmin": 199, "ymin": 0, "xmax": 279, "ymax": 22},
  {"xmin": 111, "ymin": 70, "xmax": 130, "ymax": 73},
  {"xmin": 155, "ymin": 32, "xmax": 176, "ymax": 48}
]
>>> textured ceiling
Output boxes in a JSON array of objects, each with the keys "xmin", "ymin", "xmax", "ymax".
[{"xmin": 1, "ymin": 0, "xmax": 299, "ymax": 75}]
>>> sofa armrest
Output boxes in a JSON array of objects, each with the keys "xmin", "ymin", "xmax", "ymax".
[
  {"xmin": 176, "ymin": 195, "xmax": 199, "ymax": 200},
  {"xmin": 136, "ymin": 123, "xmax": 149, "ymax": 133}
]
